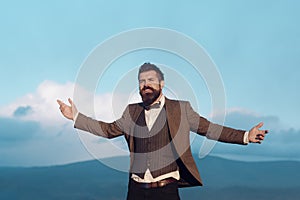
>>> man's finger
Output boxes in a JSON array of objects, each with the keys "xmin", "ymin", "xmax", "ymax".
[
  {"xmin": 259, "ymin": 130, "xmax": 269, "ymax": 135},
  {"xmin": 255, "ymin": 122, "xmax": 264, "ymax": 129},
  {"xmin": 68, "ymin": 98, "xmax": 73, "ymax": 106},
  {"xmin": 254, "ymin": 137, "xmax": 262, "ymax": 144},
  {"xmin": 257, "ymin": 134, "xmax": 264, "ymax": 139},
  {"xmin": 257, "ymin": 133, "xmax": 265, "ymax": 137},
  {"xmin": 57, "ymin": 99, "xmax": 64, "ymax": 106}
]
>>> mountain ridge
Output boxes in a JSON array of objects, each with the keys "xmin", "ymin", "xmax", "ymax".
[{"xmin": 1, "ymin": 155, "xmax": 299, "ymax": 199}]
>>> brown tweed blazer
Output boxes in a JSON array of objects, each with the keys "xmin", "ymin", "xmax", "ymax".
[{"xmin": 74, "ymin": 97, "xmax": 246, "ymax": 187}]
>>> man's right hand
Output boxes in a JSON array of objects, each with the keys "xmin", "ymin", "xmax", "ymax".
[{"xmin": 57, "ymin": 98, "xmax": 77, "ymax": 121}]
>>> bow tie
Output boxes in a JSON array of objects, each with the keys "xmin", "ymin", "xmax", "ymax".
[{"xmin": 144, "ymin": 101, "xmax": 161, "ymax": 110}]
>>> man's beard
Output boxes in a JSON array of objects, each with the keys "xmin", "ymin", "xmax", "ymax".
[{"xmin": 139, "ymin": 85, "xmax": 162, "ymax": 106}]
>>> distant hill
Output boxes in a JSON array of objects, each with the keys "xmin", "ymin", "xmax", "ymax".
[{"xmin": 0, "ymin": 156, "xmax": 299, "ymax": 200}]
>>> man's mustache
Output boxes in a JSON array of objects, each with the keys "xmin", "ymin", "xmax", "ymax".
[{"xmin": 142, "ymin": 86, "xmax": 155, "ymax": 91}]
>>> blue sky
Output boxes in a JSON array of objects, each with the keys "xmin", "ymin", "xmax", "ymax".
[{"xmin": 0, "ymin": 0, "xmax": 300, "ymax": 167}]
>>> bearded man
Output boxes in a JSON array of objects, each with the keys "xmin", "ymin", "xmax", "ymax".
[{"xmin": 57, "ymin": 62, "xmax": 268, "ymax": 200}]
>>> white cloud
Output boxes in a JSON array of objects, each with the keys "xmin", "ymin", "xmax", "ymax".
[
  {"xmin": 0, "ymin": 80, "xmax": 74, "ymax": 127},
  {"xmin": 0, "ymin": 80, "xmax": 138, "ymax": 166},
  {"xmin": 211, "ymin": 107, "xmax": 282, "ymax": 131},
  {"xmin": 0, "ymin": 80, "xmax": 139, "ymax": 128},
  {"xmin": 198, "ymin": 107, "xmax": 300, "ymax": 162}
]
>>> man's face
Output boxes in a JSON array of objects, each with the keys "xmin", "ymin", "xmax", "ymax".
[{"xmin": 139, "ymin": 70, "xmax": 164, "ymax": 106}]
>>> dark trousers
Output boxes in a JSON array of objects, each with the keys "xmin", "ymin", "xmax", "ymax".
[{"xmin": 126, "ymin": 179, "xmax": 180, "ymax": 200}]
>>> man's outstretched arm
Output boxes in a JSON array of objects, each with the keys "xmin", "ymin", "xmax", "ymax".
[
  {"xmin": 186, "ymin": 101, "xmax": 269, "ymax": 144},
  {"xmin": 57, "ymin": 98, "xmax": 124, "ymax": 139}
]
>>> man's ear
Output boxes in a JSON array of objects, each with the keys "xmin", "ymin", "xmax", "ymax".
[{"xmin": 160, "ymin": 80, "xmax": 165, "ymax": 88}]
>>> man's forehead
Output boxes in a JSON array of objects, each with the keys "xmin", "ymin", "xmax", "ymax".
[{"xmin": 139, "ymin": 70, "xmax": 158, "ymax": 79}]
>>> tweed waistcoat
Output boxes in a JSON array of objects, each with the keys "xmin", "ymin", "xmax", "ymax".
[{"xmin": 131, "ymin": 107, "xmax": 178, "ymax": 178}]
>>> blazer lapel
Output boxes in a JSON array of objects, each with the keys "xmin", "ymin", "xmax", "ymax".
[
  {"xmin": 165, "ymin": 98, "xmax": 181, "ymax": 139},
  {"xmin": 127, "ymin": 103, "xmax": 144, "ymax": 152},
  {"xmin": 130, "ymin": 103, "xmax": 144, "ymax": 124}
]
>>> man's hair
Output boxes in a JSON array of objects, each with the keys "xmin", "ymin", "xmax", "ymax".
[{"xmin": 138, "ymin": 62, "xmax": 164, "ymax": 81}]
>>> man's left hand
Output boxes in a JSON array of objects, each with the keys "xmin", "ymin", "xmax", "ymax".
[{"xmin": 249, "ymin": 122, "xmax": 269, "ymax": 144}]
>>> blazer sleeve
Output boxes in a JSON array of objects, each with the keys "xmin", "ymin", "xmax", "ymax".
[
  {"xmin": 74, "ymin": 105, "xmax": 130, "ymax": 139},
  {"xmin": 185, "ymin": 102, "xmax": 246, "ymax": 145}
]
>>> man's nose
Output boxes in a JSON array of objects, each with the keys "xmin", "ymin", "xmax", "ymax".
[{"xmin": 144, "ymin": 80, "xmax": 151, "ymax": 86}]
